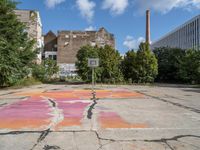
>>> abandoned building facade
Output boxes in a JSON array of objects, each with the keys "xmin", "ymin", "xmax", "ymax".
[
  {"xmin": 14, "ymin": 9, "xmax": 43, "ymax": 63},
  {"xmin": 43, "ymin": 28, "xmax": 115, "ymax": 76}
]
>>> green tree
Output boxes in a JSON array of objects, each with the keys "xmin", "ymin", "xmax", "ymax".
[
  {"xmin": 75, "ymin": 45, "xmax": 100, "ymax": 81},
  {"xmin": 179, "ymin": 49, "xmax": 200, "ymax": 84},
  {"xmin": 121, "ymin": 50, "xmax": 137, "ymax": 83},
  {"xmin": 135, "ymin": 43, "xmax": 158, "ymax": 83},
  {"xmin": 98, "ymin": 45, "xmax": 123, "ymax": 83},
  {"xmin": 0, "ymin": 0, "xmax": 37, "ymax": 86},
  {"xmin": 153, "ymin": 47, "xmax": 185, "ymax": 82},
  {"xmin": 76, "ymin": 45, "xmax": 123, "ymax": 83}
]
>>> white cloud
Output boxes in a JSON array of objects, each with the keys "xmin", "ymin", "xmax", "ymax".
[
  {"xmin": 102, "ymin": 0, "xmax": 129, "ymax": 15},
  {"xmin": 76, "ymin": 0, "xmax": 96, "ymax": 22},
  {"xmin": 123, "ymin": 36, "xmax": 145, "ymax": 50},
  {"xmin": 45, "ymin": 0, "xmax": 65, "ymax": 8},
  {"xmin": 85, "ymin": 26, "xmax": 96, "ymax": 31},
  {"xmin": 135, "ymin": 0, "xmax": 200, "ymax": 14}
]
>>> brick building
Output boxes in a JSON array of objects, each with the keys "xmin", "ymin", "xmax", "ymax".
[
  {"xmin": 14, "ymin": 9, "xmax": 43, "ymax": 63},
  {"xmin": 44, "ymin": 27, "xmax": 115, "ymax": 76}
]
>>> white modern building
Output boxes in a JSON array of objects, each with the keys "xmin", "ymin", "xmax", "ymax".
[{"xmin": 151, "ymin": 14, "xmax": 200, "ymax": 50}]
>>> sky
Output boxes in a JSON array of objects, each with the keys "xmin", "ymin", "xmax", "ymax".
[{"xmin": 17, "ymin": 0, "xmax": 200, "ymax": 54}]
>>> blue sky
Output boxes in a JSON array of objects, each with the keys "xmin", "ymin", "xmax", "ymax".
[{"xmin": 17, "ymin": 0, "xmax": 200, "ymax": 54}]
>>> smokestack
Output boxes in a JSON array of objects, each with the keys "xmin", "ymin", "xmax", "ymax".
[{"xmin": 146, "ymin": 10, "xmax": 150, "ymax": 44}]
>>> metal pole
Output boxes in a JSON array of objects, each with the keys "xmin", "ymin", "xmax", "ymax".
[
  {"xmin": 92, "ymin": 67, "xmax": 96, "ymax": 99},
  {"xmin": 92, "ymin": 67, "xmax": 94, "ymax": 93}
]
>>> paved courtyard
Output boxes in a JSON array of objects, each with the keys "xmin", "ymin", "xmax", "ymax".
[{"xmin": 0, "ymin": 84, "xmax": 199, "ymax": 150}]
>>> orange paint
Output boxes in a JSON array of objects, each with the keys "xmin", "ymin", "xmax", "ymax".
[
  {"xmin": 0, "ymin": 89, "xmax": 146, "ymax": 130},
  {"xmin": 99, "ymin": 112, "xmax": 148, "ymax": 129},
  {"xmin": 0, "ymin": 119, "xmax": 50, "ymax": 129},
  {"xmin": 56, "ymin": 118, "xmax": 81, "ymax": 129},
  {"xmin": 15, "ymin": 90, "xmax": 144, "ymax": 99}
]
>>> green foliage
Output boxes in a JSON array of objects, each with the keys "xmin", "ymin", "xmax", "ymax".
[
  {"xmin": 0, "ymin": 0, "xmax": 37, "ymax": 86},
  {"xmin": 179, "ymin": 49, "xmax": 200, "ymax": 84},
  {"xmin": 121, "ymin": 50, "xmax": 137, "ymax": 83},
  {"xmin": 76, "ymin": 45, "xmax": 99, "ymax": 81},
  {"xmin": 122, "ymin": 43, "xmax": 158, "ymax": 83},
  {"xmin": 153, "ymin": 47, "xmax": 200, "ymax": 84},
  {"xmin": 98, "ymin": 45, "xmax": 123, "ymax": 83},
  {"xmin": 135, "ymin": 43, "xmax": 158, "ymax": 83},
  {"xmin": 153, "ymin": 47, "xmax": 185, "ymax": 82},
  {"xmin": 32, "ymin": 59, "xmax": 59, "ymax": 82},
  {"xmin": 13, "ymin": 77, "xmax": 41, "ymax": 88},
  {"xmin": 76, "ymin": 45, "xmax": 123, "ymax": 83}
]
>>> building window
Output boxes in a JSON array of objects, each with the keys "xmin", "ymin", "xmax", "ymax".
[
  {"xmin": 53, "ymin": 55, "xmax": 57, "ymax": 60},
  {"xmin": 65, "ymin": 35, "xmax": 69, "ymax": 38},
  {"xmin": 48, "ymin": 55, "xmax": 57, "ymax": 61}
]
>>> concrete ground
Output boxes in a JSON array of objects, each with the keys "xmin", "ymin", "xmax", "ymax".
[{"xmin": 0, "ymin": 84, "xmax": 199, "ymax": 150}]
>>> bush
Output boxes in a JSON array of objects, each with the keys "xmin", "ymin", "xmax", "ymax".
[
  {"xmin": 179, "ymin": 49, "xmax": 200, "ymax": 84},
  {"xmin": 13, "ymin": 77, "xmax": 41, "ymax": 87},
  {"xmin": 32, "ymin": 64, "xmax": 46, "ymax": 82},
  {"xmin": 122, "ymin": 43, "xmax": 158, "ymax": 83},
  {"xmin": 153, "ymin": 47, "xmax": 185, "ymax": 82},
  {"xmin": 153, "ymin": 47, "xmax": 200, "ymax": 84},
  {"xmin": 32, "ymin": 59, "xmax": 59, "ymax": 82}
]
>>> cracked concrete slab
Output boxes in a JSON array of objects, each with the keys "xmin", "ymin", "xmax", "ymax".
[
  {"xmin": 0, "ymin": 84, "xmax": 200, "ymax": 149},
  {"xmin": 0, "ymin": 133, "xmax": 40, "ymax": 150},
  {"xmin": 33, "ymin": 132, "xmax": 74, "ymax": 150}
]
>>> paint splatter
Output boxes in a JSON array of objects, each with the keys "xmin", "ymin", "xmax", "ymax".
[
  {"xmin": 0, "ymin": 96, "xmax": 51, "ymax": 129},
  {"xmin": 56, "ymin": 102, "xmax": 90, "ymax": 129},
  {"xmin": 0, "ymin": 89, "xmax": 145, "ymax": 130},
  {"xmin": 99, "ymin": 112, "xmax": 148, "ymax": 129}
]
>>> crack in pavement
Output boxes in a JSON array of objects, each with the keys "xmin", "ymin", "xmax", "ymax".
[
  {"xmin": 1, "ymin": 130, "xmax": 200, "ymax": 150},
  {"xmin": 48, "ymin": 99, "xmax": 56, "ymax": 108},
  {"xmin": 87, "ymin": 100, "xmax": 97, "ymax": 119},
  {"xmin": 43, "ymin": 145, "xmax": 62, "ymax": 150},
  {"xmin": 31, "ymin": 129, "xmax": 50, "ymax": 150},
  {"xmin": 95, "ymin": 132, "xmax": 200, "ymax": 150},
  {"xmin": 0, "ymin": 131, "xmax": 43, "ymax": 135},
  {"xmin": 45, "ymin": 98, "xmax": 64, "ymax": 130},
  {"xmin": 138, "ymin": 91, "xmax": 200, "ymax": 114},
  {"xmin": 144, "ymin": 135, "xmax": 200, "ymax": 150},
  {"xmin": 30, "ymin": 98, "xmax": 64, "ymax": 150}
]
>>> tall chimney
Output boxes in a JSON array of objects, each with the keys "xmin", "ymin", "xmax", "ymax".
[{"xmin": 146, "ymin": 10, "xmax": 150, "ymax": 44}]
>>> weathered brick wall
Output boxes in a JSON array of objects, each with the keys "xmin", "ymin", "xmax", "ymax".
[
  {"xmin": 57, "ymin": 28, "xmax": 115, "ymax": 64},
  {"xmin": 44, "ymin": 31, "xmax": 57, "ymax": 52}
]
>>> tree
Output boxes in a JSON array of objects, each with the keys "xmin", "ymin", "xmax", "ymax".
[
  {"xmin": 121, "ymin": 43, "xmax": 158, "ymax": 83},
  {"xmin": 0, "ymin": 0, "xmax": 37, "ymax": 86},
  {"xmin": 98, "ymin": 45, "xmax": 123, "ymax": 83},
  {"xmin": 135, "ymin": 43, "xmax": 158, "ymax": 83},
  {"xmin": 153, "ymin": 47, "xmax": 185, "ymax": 82},
  {"xmin": 75, "ymin": 45, "xmax": 100, "ymax": 81},
  {"xmin": 179, "ymin": 49, "xmax": 200, "ymax": 84},
  {"xmin": 76, "ymin": 45, "xmax": 123, "ymax": 83},
  {"xmin": 121, "ymin": 50, "xmax": 137, "ymax": 83}
]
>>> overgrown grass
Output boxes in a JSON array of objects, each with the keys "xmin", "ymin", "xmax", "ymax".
[{"xmin": 10, "ymin": 77, "xmax": 42, "ymax": 89}]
